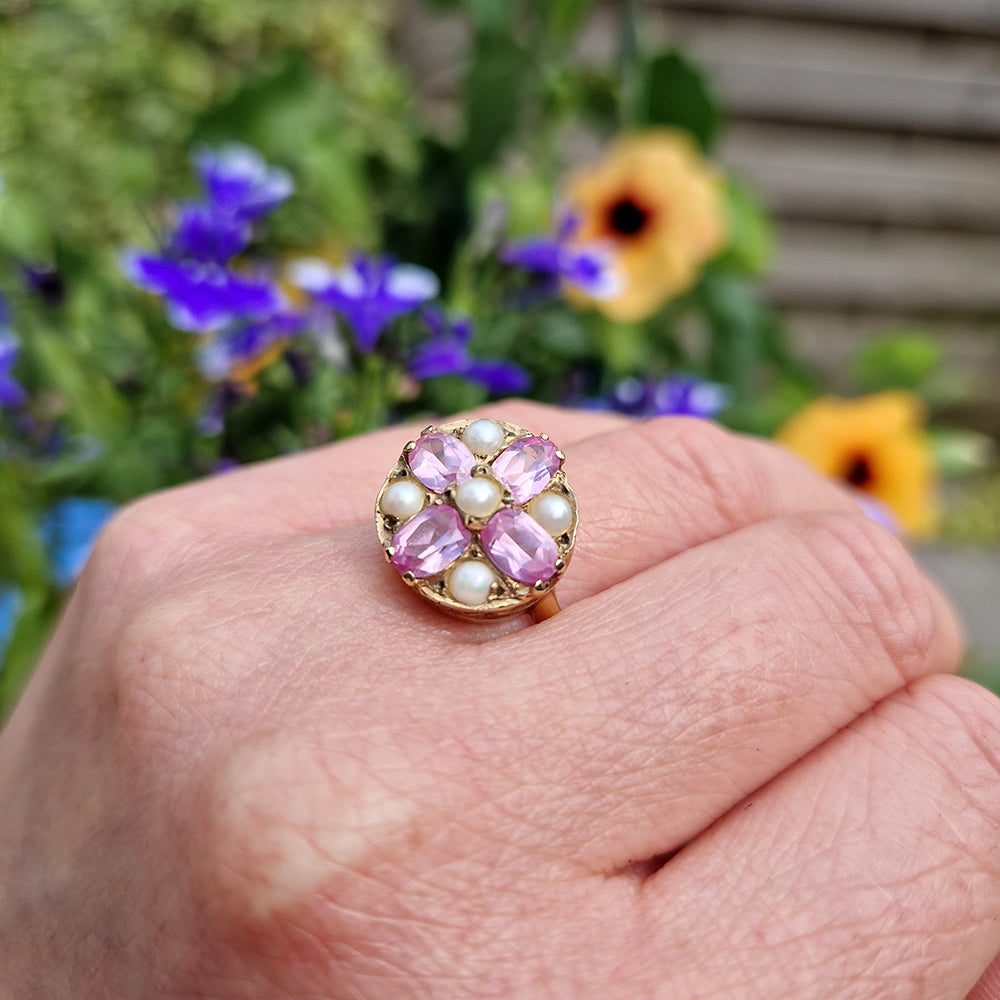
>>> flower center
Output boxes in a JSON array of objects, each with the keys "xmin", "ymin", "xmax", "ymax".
[
  {"xmin": 606, "ymin": 197, "xmax": 651, "ymax": 237},
  {"xmin": 844, "ymin": 453, "xmax": 874, "ymax": 488}
]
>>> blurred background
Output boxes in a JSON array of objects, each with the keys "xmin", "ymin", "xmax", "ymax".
[
  {"xmin": 395, "ymin": 0, "xmax": 1000, "ymax": 673},
  {"xmin": 0, "ymin": 0, "xmax": 997, "ymax": 707}
]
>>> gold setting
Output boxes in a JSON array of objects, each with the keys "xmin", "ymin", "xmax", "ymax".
[{"xmin": 375, "ymin": 418, "xmax": 578, "ymax": 621}]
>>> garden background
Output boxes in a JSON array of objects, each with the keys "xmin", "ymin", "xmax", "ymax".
[{"xmin": 0, "ymin": 0, "xmax": 997, "ymax": 712}]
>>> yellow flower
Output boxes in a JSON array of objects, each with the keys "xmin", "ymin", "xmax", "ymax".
[
  {"xmin": 565, "ymin": 129, "xmax": 728, "ymax": 321},
  {"xmin": 776, "ymin": 391, "xmax": 939, "ymax": 538}
]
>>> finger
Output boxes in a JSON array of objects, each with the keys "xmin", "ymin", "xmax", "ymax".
[
  {"xmin": 637, "ymin": 674, "xmax": 1000, "ymax": 1000},
  {"xmin": 555, "ymin": 416, "xmax": 864, "ymax": 606},
  {"xmin": 118, "ymin": 401, "xmax": 629, "ymax": 538},
  {"xmin": 969, "ymin": 956, "xmax": 1000, "ymax": 1000},
  {"xmin": 480, "ymin": 510, "xmax": 963, "ymax": 869}
]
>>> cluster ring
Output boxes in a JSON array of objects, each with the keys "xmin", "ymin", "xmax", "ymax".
[{"xmin": 375, "ymin": 418, "xmax": 578, "ymax": 622}]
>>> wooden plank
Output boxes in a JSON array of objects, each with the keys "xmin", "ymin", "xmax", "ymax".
[
  {"xmin": 767, "ymin": 222, "xmax": 1000, "ymax": 312},
  {"xmin": 783, "ymin": 309, "xmax": 1000, "ymax": 386},
  {"xmin": 720, "ymin": 124, "xmax": 1000, "ymax": 232},
  {"xmin": 418, "ymin": 9, "xmax": 1000, "ymax": 138},
  {"xmin": 781, "ymin": 307, "xmax": 1000, "ymax": 432},
  {"xmin": 650, "ymin": 0, "xmax": 1000, "ymax": 35},
  {"xmin": 636, "ymin": 11, "xmax": 1000, "ymax": 136}
]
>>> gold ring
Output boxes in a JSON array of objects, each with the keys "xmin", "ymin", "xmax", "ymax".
[{"xmin": 375, "ymin": 418, "xmax": 578, "ymax": 622}]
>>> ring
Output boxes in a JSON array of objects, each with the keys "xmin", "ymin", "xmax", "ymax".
[{"xmin": 375, "ymin": 418, "xmax": 578, "ymax": 622}]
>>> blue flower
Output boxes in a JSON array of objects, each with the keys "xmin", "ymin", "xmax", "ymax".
[
  {"xmin": 410, "ymin": 311, "xmax": 530, "ymax": 396},
  {"xmin": 0, "ymin": 323, "xmax": 27, "ymax": 411},
  {"xmin": 41, "ymin": 498, "xmax": 117, "ymax": 588},
  {"xmin": 194, "ymin": 145, "xmax": 294, "ymax": 221},
  {"xmin": 122, "ymin": 253, "xmax": 286, "ymax": 333},
  {"xmin": 171, "ymin": 203, "xmax": 251, "ymax": 264},
  {"xmin": 290, "ymin": 255, "xmax": 440, "ymax": 353},
  {"xmin": 602, "ymin": 374, "xmax": 730, "ymax": 419},
  {"xmin": 501, "ymin": 213, "xmax": 621, "ymax": 300},
  {"xmin": 0, "ymin": 584, "xmax": 23, "ymax": 666}
]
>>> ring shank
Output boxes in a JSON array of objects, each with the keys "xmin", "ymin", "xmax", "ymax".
[{"xmin": 529, "ymin": 592, "xmax": 561, "ymax": 623}]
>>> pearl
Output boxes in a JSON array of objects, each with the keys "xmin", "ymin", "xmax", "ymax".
[
  {"xmin": 461, "ymin": 419, "xmax": 506, "ymax": 456},
  {"xmin": 379, "ymin": 479, "xmax": 426, "ymax": 521},
  {"xmin": 528, "ymin": 491, "xmax": 574, "ymax": 536},
  {"xmin": 447, "ymin": 559, "xmax": 495, "ymax": 606},
  {"xmin": 455, "ymin": 476, "xmax": 501, "ymax": 520}
]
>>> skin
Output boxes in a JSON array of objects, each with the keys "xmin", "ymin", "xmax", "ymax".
[{"xmin": 0, "ymin": 400, "xmax": 999, "ymax": 999}]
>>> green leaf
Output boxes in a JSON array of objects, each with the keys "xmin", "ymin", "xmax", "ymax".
[
  {"xmin": 634, "ymin": 49, "xmax": 722, "ymax": 151},
  {"xmin": 594, "ymin": 318, "xmax": 649, "ymax": 375},
  {"xmin": 0, "ymin": 586, "xmax": 56, "ymax": 720},
  {"xmin": 465, "ymin": 0, "xmax": 520, "ymax": 33},
  {"xmin": 696, "ymin": 270, "xmax": 764, "ymax": 405},
  {"xmin": 716, "ymin": 179, "xmax": 774, "ymax": 276},
  {"xmin": 850, "ymin": 331, "xmax": 942, "ymax": 393},
  {"xmin": 462, "ymin": 33, "xmax": 534, "ymax": 168},
  {"xmin": 546, "ymin": 0, "xmax": 600, "ymax": 40},
  {"xmin": 929, "ymin": 428, "xmax": 996, "ymax": 478}
]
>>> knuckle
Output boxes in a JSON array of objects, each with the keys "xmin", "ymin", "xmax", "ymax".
[
  {"xmin": 637, "ymin": 417, "xmax": 770, "ymax": 532},
  {"xmin": 892, "ymin": 674, "xmax": 1000, "ymax": 831},
  {"xmin": 83, "ymin": 495, "xmax": 184, "ymax": 595},
  {"xmin": 796, "ymin": 511, "xmax": 936, "ymax": 677}
]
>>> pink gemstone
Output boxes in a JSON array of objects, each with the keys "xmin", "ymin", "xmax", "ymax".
[
  {"xmin": 391, "ymin": 505, "xmax": 471, "ymax": 579},
  {"xmin": 481, "ymin": 509, "xmax": 559, "ymax": 584},
  {"xmin": 407, "ymin": 433, "xmax": 475, "ymax": 493},
  {"xmin": 491, "ymin": 436, "xmax": 561, "ymax": 505}
]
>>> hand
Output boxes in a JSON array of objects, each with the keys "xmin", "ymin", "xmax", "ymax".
[{"xmin": 1, "ymin": 402, "xmax": 998, "ymax": 999}]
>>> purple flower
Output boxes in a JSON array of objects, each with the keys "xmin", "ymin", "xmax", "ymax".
[
  {"xmin": 171, "ymin": 203, "xmax": 251, "ymax": 264},
  {"xmin": 198, "ymin": 312, "xmax": 304, "ymax": 382},
  {"xmin": 855, "ymin": 494, "xmax": 900, "ymax": 535},
  {"xmin": 410, "ymin": 312, "xmax": 530, "ymax": 396},
  {"xmin": 289, "ymin": 255, "xmax": 440, "ymax": 353},
  {"xmin": 649, "ymin": 375, "xmax": 731, "ymax": 417},
  {"xmin": 0, "ymin": 325, "xmax": 27, "ymax": 410},
  {"xmin": 122, "ymin": 252, "xmax": 286, "ymax": 333},
  {"xmin": 600, "ymin": 374, "xmax": 730, "ymax": 419},
  {"xmin": 194, "ymin": 145, "xmax": 294, "ymax": 220},
  {"xmin": 501, "ymin": 213, "xmax": 621, "ymax": 300},
  {"xmin": 22, "ymin": 264, "xmax": 66, "ymax": 306}
]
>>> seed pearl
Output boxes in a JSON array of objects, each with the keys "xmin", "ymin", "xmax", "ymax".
[
  {"xmin": 528, "ymin": 491, "xmax": 574, "ymax": 536},
  {"xmin": 461, "ymin": 418, "xmax": 506, "ymax": 456},
  {"xmin": 447, "ymin": 560, "xmax": 495, "ymax": 606},
  {"xmin": 455, "ymin": 476, "xmax": 502, "ymax": 519},
  {"xmin": 379, "ymin": 479, "xmax": 426, "ymax": 521}
]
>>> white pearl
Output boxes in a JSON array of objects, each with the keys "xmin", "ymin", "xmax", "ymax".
[
  {"xmin": 447, "ymin": 560, "xmax": 495, "ymax": 605},
  {"xmin": 529, "ymin": 491, "xmax": 574, "ymax": 536},
  {"xmin": 462, "ymin": 419, "xmax": 506, "ymax": 456},
  {"xmin": 379, "ymin": 479, "xmax": 425, "ymax": 520},
  {"xmin": 455, "ymin": 476, "xmax": 501, "ymax": 519}
]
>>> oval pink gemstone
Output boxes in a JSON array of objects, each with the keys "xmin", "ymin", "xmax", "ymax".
[
  {"xmin": 391, "ymin": 505, "xmax": 471, "ymax": 579},
  {"xmin": 491, "ymin": 436, "xmax": 560, "ymax": 505},
  {"xmin": 481, "ymin": 509, "xmax": 559, "ymax": 584},
  {"xmin": 408, "ymin": 433, "xmax": 475, "ymax": 493}
]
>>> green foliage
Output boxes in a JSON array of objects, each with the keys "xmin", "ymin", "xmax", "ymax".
[
  {"xmin": 633, "ymin": 49, "xmax": 723, "ymax": 151},
  {"xmin": 717, "ymin": 180, "xmax": 775, "ymax": 277},
  {"xmin": 851, "ymin": 331, "xmax": 942, "ymax": 393}
]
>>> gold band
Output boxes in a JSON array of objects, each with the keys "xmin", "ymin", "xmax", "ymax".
[{"xmin": 529, "ymin": 591, "xmax": 561, "ymax": 623}]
